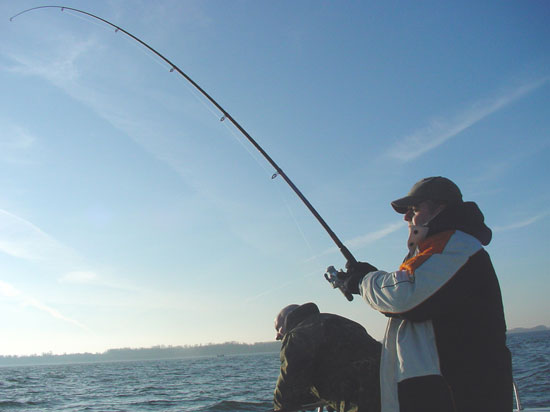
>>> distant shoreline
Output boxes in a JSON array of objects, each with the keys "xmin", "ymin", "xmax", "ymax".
[
  {"xmin": 507, "ymin": 325, "xmax": 549, "ymax": 334},
  {"xmin": 2, "ymin": 327, "xmax": 548, "ymax": 367},
  {"xmin": 0, "ymin": 341, "xmax": 281, "ymax": 367}
]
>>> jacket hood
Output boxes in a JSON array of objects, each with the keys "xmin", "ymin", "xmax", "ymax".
[
  {"xmin": 427, "ymin": 201, "xmax": 492, "ymax": 246},
  {"xmin": 284, "ymin": 302, "xmax": 320, "ymax": 334}
]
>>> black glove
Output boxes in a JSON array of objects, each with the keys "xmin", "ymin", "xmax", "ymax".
[{"xmin": 343, "ymin": 261, "xmax": 378, "ymax": 295}]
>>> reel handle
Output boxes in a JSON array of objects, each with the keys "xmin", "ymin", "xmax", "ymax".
[{"xmin": 324, "ymin": 266, "xmax": 353, "ymax": 301}]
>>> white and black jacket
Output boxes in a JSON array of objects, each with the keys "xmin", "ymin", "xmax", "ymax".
[{"xmin": 360, "ymin": 202, "xmax": 513, "ymax": 412}]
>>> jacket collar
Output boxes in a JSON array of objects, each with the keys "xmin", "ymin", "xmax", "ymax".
[{"xmin": 284, "ymin": 302, "xmax": 320, "ymax": 334}]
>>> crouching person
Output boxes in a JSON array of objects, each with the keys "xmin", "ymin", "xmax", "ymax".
[{"xmin": 273, "ymin": 302, "xmax": 381, "ymax": 412}]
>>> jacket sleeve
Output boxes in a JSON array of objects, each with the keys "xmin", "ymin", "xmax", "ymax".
[
  {"xmin": 274, "ymin": 332, "xmax": 318, "ymax": 410},
  {"xmin": 359, "ymin": 230, "xmax": 482, "ymax": 321}
]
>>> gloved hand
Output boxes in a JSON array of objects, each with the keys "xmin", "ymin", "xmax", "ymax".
[{"xmin": 343, "ymin": 261, "xmax": 378, "ymax": 295}]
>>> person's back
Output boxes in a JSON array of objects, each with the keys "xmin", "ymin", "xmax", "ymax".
[
  {"xmin": 273, "ymin": 303, "xmax": 381, "ymax": 412},
  {"xmin": 426, "ymin": 247, "xmax": 511, "ymax": 411}
]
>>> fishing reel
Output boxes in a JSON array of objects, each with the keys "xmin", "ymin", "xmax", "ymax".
[{"xmin": 324, "ymin": 266, "xmax": 353, "ymax": 301}]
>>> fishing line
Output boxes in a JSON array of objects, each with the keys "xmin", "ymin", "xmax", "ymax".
[
  {"xmin": 244, "ymin": 267, "xmax": 325, "ymax": 304},
  {"xmin": 171, "ymin": 72, "xmax": 273, "ymax": 175},
  {"xmin": 52, "ymin": 7, "xmax": 106, "ymax": 31},
  {"xmin": 189, "ymin": 85, "xmax": 322, "ymax": 263},
  {"xmin": 208, "ymin": 110, "xmax": 322, "ymax": 260},
  {"xmin": 10, "ymin": 5, "xmax": 357, "ymax": 265},
  {"xmin": 184, "ymin": 86, "xmax": 319, "ymax": 256},
  {"xmin": 69, "ymin": 5, "xmax": 304, "ymax": 244},
  {"xmin": 64, "ymin": 9, "xmax": 181, "ymax": 77},
  {"xmin": 166, "ymin": 67, "xmax": 283, "ymax": 185},
  {"xmin": 275, "ymin": 182, "xmax": 321, "ymax": 258},
  {"xmin": 156, "ymin": 67, "xmax": 326, "ymax": 282},
  {"xmin": 22, "ymin": 7, "xmax": 273, "ymax": 178}
]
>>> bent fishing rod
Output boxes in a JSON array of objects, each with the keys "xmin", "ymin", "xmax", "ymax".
[{"xmin": 10, "ymin": 6, "xmax": 357, "ymax": 267}]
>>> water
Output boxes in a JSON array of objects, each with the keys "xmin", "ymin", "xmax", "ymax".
[
  {"xmin": 0, "ymin": 353, "xmax": 280, "ymax": 412},
  {"xmin": 0, "ymin": 331, "xmax": 548, "ymax": 411},
  {"xmin": 508, "ymin": 330, "xmax": 550, "ymax": 409}
]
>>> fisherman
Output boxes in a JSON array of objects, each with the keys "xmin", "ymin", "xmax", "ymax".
[
  {"xmin": 338, "ymin": 176, "xmax": 513, "ymax": 412},
  {"xmin": 273, "ymin": 302, "xmax": 381, "ymax": 412}
]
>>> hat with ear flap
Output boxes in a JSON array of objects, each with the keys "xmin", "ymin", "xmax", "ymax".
[{"xmin": 391, "ymin": 176, "xmax": 463, "ymax": 213}]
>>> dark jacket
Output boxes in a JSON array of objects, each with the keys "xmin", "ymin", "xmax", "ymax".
[
  {"xmin": 274, "ymin": 303, "xmax": 381, "ymax": 412},
  {"xmin": 361, "ymin": 202, "xmax": 513, "ymax": 412}
]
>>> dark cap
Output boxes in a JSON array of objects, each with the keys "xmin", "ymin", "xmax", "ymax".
[{"xmin": 391, "ymin": 176, "xmax": 463, "ymax": 213}]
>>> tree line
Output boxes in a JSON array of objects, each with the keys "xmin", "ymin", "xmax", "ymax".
[{"xmin": 0, "ymin": 341, "xmax": 281, "ymax": 367}]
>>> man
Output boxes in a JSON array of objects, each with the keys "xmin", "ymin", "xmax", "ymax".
[
  {"xmin": 341, "ymin": 176, "xmax": 513, "ymax": 412},
  {"xmin": 273, "ymin": 302, "xmax": 381, "ymax": 412}
]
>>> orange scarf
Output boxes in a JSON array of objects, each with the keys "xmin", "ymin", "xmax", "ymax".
[{"xmin": 400, "ymin": 230, "xmax": 455, "ymax": 275}]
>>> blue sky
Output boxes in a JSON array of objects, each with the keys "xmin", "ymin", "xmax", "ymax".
[{"xmin": 0, "ymin": 0, "xmax": 548, "ymax": 356}]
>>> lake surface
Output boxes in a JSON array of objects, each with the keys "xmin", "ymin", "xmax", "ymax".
[
  {"xmin": 507, "ymin": 330, "xmax": 550, "ymax": 409},
  {"xmin": 1, "ymin": 330, "xmax": 548, "ymax": 411}
]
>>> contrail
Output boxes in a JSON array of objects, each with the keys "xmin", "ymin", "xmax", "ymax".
[
  {"xmin": 0, "ymin": 280, "xmax": 90, "ymax": 330},
  {"xmin": 388, "ymin": 77, "xmax": 550, "ymax": 161}
]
